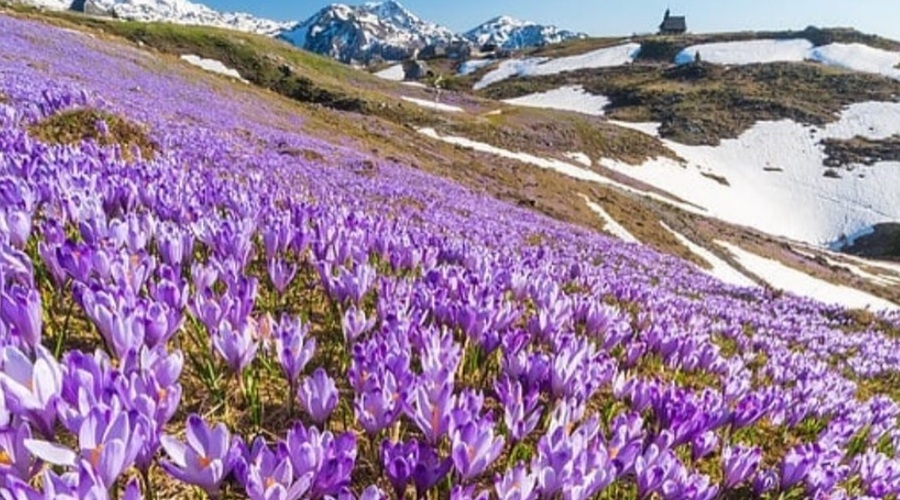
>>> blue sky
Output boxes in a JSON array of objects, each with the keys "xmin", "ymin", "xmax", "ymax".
[{"xmin": 203, "ymin": 0, "xmax": 900, "ymax": 40}]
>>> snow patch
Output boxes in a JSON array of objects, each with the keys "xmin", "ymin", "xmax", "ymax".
[
  {"xmin": 401, "ymin": 97, "xmax": 464, "ymax": 113},
  {"xmin": 659, "ymin": 223, "xmax": 756, "ymax": 287},
  {"xmin": 717, "ymin": 241, "xmax": 898, "ymax": 311},
  {"xmin": 180, "ymin": 55, "xmax": 246, "ymax": 82},
  {"xmin": 374, "ymin": 64, "xmax": 405, "ymax": 81},
  {"xmin": 676, "ymin": 39, "xmax": 813, "ymax": 65},
  {"xmin": 600, "ymin": 101, "xmax": 900, "ymax": 246},
  {"xmin": 608, "ymin": 120, "xmax": 662, "ymax": 137},
  {"xmin": 475, "ymin": 43, "xmax": 641, "ymax": 90},
  {"xmin": 458, "ymin": 59, "xmax": 495, "ymax": 76},
  {"xmin": 677, "ymin": 39, "xmax": 900, "ymax": 80},
  {"xmin": 792, "ymin": 247, "xmax": 900, "ymax": 288},
  {"xmin": 579, "ymin": 195, "xmax": 638, "ymax": 243},
  {"xmin": 564, "ymin": 152, "xmax": 592, "ymax": 167},
  {"xmin": 810, "ymin": 43, "xmax": 900, "ymax": 80},
  {"xmin": 503, "ymin": 85, "xmax": 610, "ymax": 116}
]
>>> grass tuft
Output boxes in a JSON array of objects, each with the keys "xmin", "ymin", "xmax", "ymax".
[{"xmin": 29, "ymin": 108, "xmax": 157, "ymax": 160}]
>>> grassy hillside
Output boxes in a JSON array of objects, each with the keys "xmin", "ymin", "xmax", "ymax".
[
  {"xmin": 479, "ymin": 59, "xmax": 900, "ymax": 146},
  {"xmin": 6, "ymin": 3, "xmax": 900, "ymax": 302}
]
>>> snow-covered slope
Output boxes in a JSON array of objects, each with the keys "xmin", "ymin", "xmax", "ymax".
[
  {"xmin": 374, "ymin": 63, "xmax": 405, "ymax": 81},
  {"xmin": 717, "ymin": 241, "xmax": 898, "ymax": 311},
  {"xmin": 502, "ymin": 85, "xmax": 610, "ymax": 115},
  {"xmin": 676, "ymin": 39, "xmax": 900, "ymax": 80},
  {"xmin": 675, "ymin": 39, "xmax": 814, "ymax": 65},
  {"xmin": 278, "ymin": 1, "xmax": 456, "ymax": 63},
  {"xmin": 660, "ymin": 223, "xmax": 756, "ymax": 287},
  {"xmin": 180, "ymin": 54, "xmax": 246, "ymax": 81},
  {"xmin": 601, "ymin": 101, "xmax": 900, "ymax": 247},
  {"xmin": 810, "ymin": 43, "xmax": 900, "ymax": 80},
  {"xmin": 17, "ymin": 0, "xmax": 71, "ymax": 9},
  {"xmin": 474, "ymin": 42, "xmax": 641, "ymax": 90},
  {"xmin": 463, "ymin": 16, "xmax": 585, "ymax": 50}
]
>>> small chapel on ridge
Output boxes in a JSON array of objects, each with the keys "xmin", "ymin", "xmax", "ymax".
[{"xmin": 659, "ymin": 9, "xmax": 687, "ymax": 35}]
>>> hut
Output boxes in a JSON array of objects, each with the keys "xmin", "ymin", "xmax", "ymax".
[{"xmin": 659, "ymin": 9, "xmax": 687, "ymax": 35}]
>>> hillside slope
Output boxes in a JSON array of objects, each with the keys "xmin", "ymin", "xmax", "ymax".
[
  {"xmin": 464, "ymin": 31, "xmax": 900, "ymax": 250},
  {"xmin": 11, "ymin": 3, "xmax": 900, "ymax": 310},
  {"xmin": 5, "ymin": 9, "xmax": 900, "ymax": 500}
]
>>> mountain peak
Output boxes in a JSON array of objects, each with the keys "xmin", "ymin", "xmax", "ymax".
[
  {"xmin": 484, "ymin": 15, "xmax": 529, "ymax": 27},
  {"xmin": 54, "ymin": 0, "xmax": 294, "ymax": 35},
  {"xmin": 464, "ymin": 15, "xmax": 586, "ymax": 50},
  {"xmin": 278, "ymin": 0, "xmax": 456, "ymax": 63}
]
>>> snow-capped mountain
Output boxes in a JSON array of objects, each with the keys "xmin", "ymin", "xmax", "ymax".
[
  {"xmin": 278, "ymin": 1, "xmax": 457, "ymax": 63},
  {"xmin": 16, "ymin": 0, "xmax": 586, "ymax": 62},
  {"xmin": 463, "ymin": 16, "xmax": 586, "ymax": 50},
  {"xmin": 16, "ymin": 0, "xmax": 293, "ymax": 36}
]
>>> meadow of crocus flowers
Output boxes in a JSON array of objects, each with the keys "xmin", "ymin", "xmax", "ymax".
[{"xmin": 3, "ymin": 13, "xmax": 900, "ymax": 500}]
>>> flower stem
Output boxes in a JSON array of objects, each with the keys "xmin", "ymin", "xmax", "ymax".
[{"xmin": 141, "ymin": 466, "xmax": 156, "ymax": 500}]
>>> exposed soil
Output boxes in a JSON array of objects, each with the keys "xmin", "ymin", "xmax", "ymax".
[{"xmin": 822, "ymin": 135, "xmax": 900, "ymax": 168}]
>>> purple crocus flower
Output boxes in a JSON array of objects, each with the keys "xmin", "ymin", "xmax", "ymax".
[
  {"xmin": 157, "ymin": 222, "xmax": 193, "ymax": 266},
  {"xmin": 494, "ymin": 376, "xmax": 541, "ymax": 442},
  {"xmin": 267, "ymin": 257, "xmax": 297, "ymax": 294},
  {"xmin": 722, "ymin": 445, "xmax": 761, "ymax": 489},
  {"xmin": 634, "ymin": 445, "xmax": 676, "ymax": 499},
  {"xmin": 161, "ymin": 414, "xmax": 240, "ymax": 496},
  {"xmin": 358, "ymin": 485, "xmax": 387, "ymax": 500},
  {"xmin": 238, "ymin": 437, "xmax": 312, "ymax": 500},
  {"xmin": 780, "ymin": 446, "xmax": 815, "ymax": 491},
  {"xmin": 283, "ymin": 423, "xmax": 356, "ymax": 497},
  {"xmin": 412, "ymin": 442, "xmax": 452, "ymax": 498},
  {"xmin": 0, "ymin": 345, "xmax": 63, "ymax": 438},
  {"xmin": 2, "ymin": 462, "xmax": 134, "ymax": 500},
  {"xmin": 753, "ymin": 469, "xmax": 779, "ymax": 496},
  {"xmin": 495, "ymin": 462, "xmax": 537, "ymax": 500},
  {"xmin": 79, "ymin": 288, "xmax": 144, "ymax": 359},
  {"xmin": 118, "ymin": 347, "xmax": 184, "ymax": 471},
  {"xmin": 0, "ymin": 284, "xmax": 42, "ymax": 348},
  {"xmin": 731, "ymin": 391, "xmax": 772, "ymax": 430},
  {"xmin": 342, "ymin": 305, "xmax": 374, "ymax": 346},
  {"xmin": 297, "ymin": 368, "xmax": 339, "ymax": 424},
  {"xmin": 0, "ymin": 423, "xmax": 37, "ymax": 481},
  {"xmin": 381, "ymin": 440, "xmax": 418, "ymax": 498},
  {"xmin": 274, "ymin": 315, "xmax": 315, "ymax": 386},
  {"xmin": 355, "ymin": 371, "xmax": 402, "ymax": 434},
  {"xmin": 691, "ymin": 431, "xmax": 718, "ymax": 461},
  {"xmin": 407, "ymin": 379, "xmax": 454, "ymax": 444},
  {"xmin": 25, "ymin": 406, "xmax": 144, "ymax": 488},
  {"xmin": 212, "ymin": 321, "xmax": 258, "ymax": 374},
  {"xmin": 5, "ymin": 211, "xmax": 31, "ymax": 249},
  {"xmin": 450, "ymin": 420, "xmax": 505, "ymax": 481}
]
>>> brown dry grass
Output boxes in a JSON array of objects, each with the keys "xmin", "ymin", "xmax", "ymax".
[
  {"xmin": 29, "ymin": 108, "xmax": 157, "ymax": 160},
  {"xmin": 481, "ymin": 60, "xmax": 900, "ymax": 146}
]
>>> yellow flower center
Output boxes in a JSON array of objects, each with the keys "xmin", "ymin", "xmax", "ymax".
[
  {"xmin": 0, "ymin": 449, "xmax": 12, "ymax": 466},
  {"xmin": 198, "ymin": 455, "xmax": 213, "ymax": 469}
]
